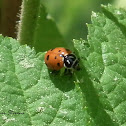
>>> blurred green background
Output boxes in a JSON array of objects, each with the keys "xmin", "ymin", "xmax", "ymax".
[
  {"xmin": 42, "ymin": 0, "xmax": 117, "ymax": 43},
  {"xmin": 0, "ymin": 0, "xmax": 125, "ymax": 44}
]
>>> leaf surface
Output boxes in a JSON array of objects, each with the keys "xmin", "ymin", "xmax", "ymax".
[{"xmin": 74, "ymin": 4, "xmax": 126, "ymax": 126}]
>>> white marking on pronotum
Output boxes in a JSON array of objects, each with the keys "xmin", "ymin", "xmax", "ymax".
[{"xmin": 67, "ymin": 59, "xmax": 71, "ymax": 64}]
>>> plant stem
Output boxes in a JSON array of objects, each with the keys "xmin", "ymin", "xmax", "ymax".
[{"xmin": 17, "ymin": 0, "xmax": 40, "ymax": 45}]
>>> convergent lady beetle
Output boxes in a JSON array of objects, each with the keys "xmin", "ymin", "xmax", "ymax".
[{"xmin": 44, "ymin": 47, "xmax": 80, "ymax": 72}]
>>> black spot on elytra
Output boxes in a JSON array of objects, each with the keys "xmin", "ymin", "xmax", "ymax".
[
  {"xmin": 50, "ymin": 49, "xmax": 54, "ymax": 51},
  {"xmin": 58, "ymin": 50, "xmax": 61, "ymax": 52},
  {"xmin": 47, "ymin": 55, "xmax": 49, "ymax": 60},
  {"xmin": 55, "ymin": 56, "xmax": 57, "ymax": 59},
  {"xmin": 57, "ymin": 63, "xmax": 60, "ymax": 67}
]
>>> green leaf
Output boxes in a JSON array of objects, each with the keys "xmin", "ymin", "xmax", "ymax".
[
  {"xmin": 0, "ymin": 35, "xmax": 85, "ymax": 125},
  {"xmin": 0, "ymin": 36, "xmax": 43, "ymax": 125},
  {"xmin": 74, "ymin": 4, "xmax": 126, "ymax": 126},
  {"xmin": 18, "ymin": 0, "xmax": 66, "ymax": 52}
]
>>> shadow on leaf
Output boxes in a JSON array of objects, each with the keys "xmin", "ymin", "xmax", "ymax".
[
  {"xmin": 75, "ymin": 62, "xmax": 117, "ymax": 126},
  {"xmin": 48, "ymin": 70, "xmax": 75, "ymax": 92}
]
